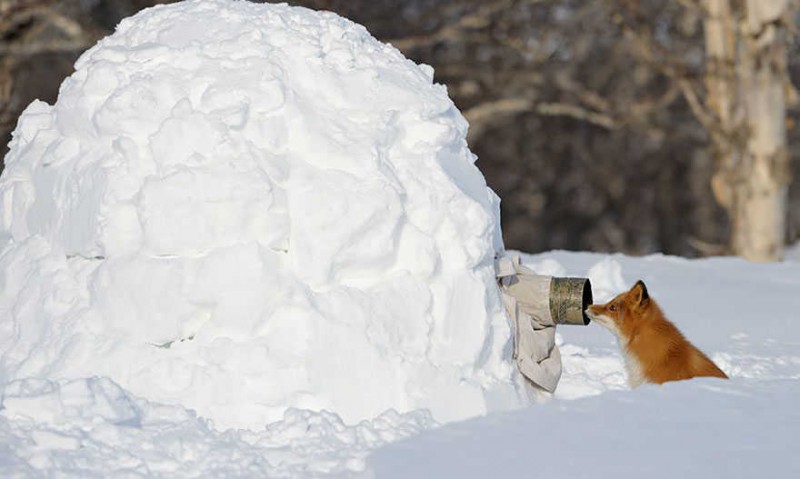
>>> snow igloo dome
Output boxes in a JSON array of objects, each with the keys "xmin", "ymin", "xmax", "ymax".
[{"xmin": 0, "ymin": 0, "xmax": 524, "ymax": 429}]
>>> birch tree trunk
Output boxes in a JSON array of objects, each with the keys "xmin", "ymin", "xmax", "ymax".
[{"xmin": 704, "ymin": 0, "xmax": 792, "ymax": 261}]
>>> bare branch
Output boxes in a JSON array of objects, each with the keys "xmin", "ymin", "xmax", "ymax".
[
  {"xmin": 675, "ymin": 0, "xmax": 709, "ymax": 16},
  {"xmin": 387, "ymin": 0, "xmax": 513, "ymax": 50},
  {"xmin": 687, "ymin": 236, "xmax": 728, "ymax": 256},
  {"xmin": 627, "ymin": 84, "xmax": 681, "ymax": 121},
  {"xmin": 464, "ymin": 97, "xmax": 532, "ymax": 140},
  {"xmin": 554, "ymin": 75, "xmax": 613, "ymax": 113},
  {"xmin": 463, "ymin": 95, "xmax": 619, "ymax": 143},
  {"xmin": 0, "ymin": 1, "xmax": 95, "ymax": 56},
  {"xmin": 34, "ymin": 7, "xmax": 86, "ymax": 39},
  {"xmin": 0, "ymin": 38, "xmax": 93, "ymax": 55},
  {"xmin": 614, "ymin": 8, "xmax": 728, "ymax": 142},
  {"xmin": 463, "ymin": 97, "xmax": 533, "ymax": 125},
  {"xmin": 535, "ymin": 102, "xmax": 618, "ymax": 129},
  {"xmin": 676, "ymin": 78, "xmax": 719, "ymax": 136}
]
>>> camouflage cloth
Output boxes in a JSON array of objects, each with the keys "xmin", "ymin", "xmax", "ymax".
[{"xmin": 496, "ymin": 253, "xmax": 562, "ymax": 393}]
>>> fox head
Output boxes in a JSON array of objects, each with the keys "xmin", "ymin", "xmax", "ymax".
[{"xmin": 585, "ymin": 280, "xmax": 651, "ymax": 338}]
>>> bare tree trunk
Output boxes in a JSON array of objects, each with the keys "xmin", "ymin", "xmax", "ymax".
[
  {"xmin": 704, "ymin": 0, "xmax": 791, "ymax": 261},
  {"xmin": 734, "ymin": 0, "xmax": 791, "ymax": 261}
]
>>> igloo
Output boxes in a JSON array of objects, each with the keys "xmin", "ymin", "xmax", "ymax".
[{"xmin": 0, "ymin": 0, "xmax": 524, "ymax": 429}]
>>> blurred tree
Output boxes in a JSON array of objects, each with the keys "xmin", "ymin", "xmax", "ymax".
[
  {"xmin": 1, "ymin": 0, "xmax": 799, "ymax": 259},
  {"xmin": 377, "ymin": 0, "xmax": 738, "ymax": 256},
  {"xmin": 703, "ymin": 0, "xmax": 794, "ymax": 261},
  {"xmin": 617, "ymin": 0, "xmax": 797, "ymax": 260}
]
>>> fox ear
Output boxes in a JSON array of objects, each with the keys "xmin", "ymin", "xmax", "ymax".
[{"xmin": 630, "ymin": 280, "xmax": 649, "ymax": 306}]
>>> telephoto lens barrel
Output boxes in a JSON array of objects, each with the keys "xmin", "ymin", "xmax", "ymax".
[{"xmin": 549, "ymin": 277, "xmax": 593, "ymax": 325}]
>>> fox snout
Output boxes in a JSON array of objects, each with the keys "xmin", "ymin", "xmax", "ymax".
[
  {"xmin": 586, "ymin": 304, "xmax": 603, "ymax": 316},
  {"xmin": 585, "ymin": 304, "xmax": 603, "ymax": 321},
  {"xmin": 585, "ymin": 304, "xmax": 617, "ymax": 332},
  {"xmin": 584, "ymin": 280, "xmax": 649, "ymax": 335}
]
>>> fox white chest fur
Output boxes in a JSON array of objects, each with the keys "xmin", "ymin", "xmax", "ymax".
[
  {"xmin": 603, "ymin": 323, "xmax": 646, "ymax": 388},
  {"xmin": 619, "ymin": 341, "xmax": 646, "ymax": 388}
]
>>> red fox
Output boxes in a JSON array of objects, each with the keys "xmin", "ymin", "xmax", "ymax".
[{"xmin": 585, "ymin": 280, "xmax": 728, "ymax": 387}]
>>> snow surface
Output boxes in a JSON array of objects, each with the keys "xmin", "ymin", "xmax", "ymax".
[
  {"xmin": 370, "ymin": 251, "xmax": 800, "ymax": 478},
  {"xmin": 2, "ymin": 250, "xmax": 798, "ymax": 477},
  {"xmin": 1, "ymin": 376, "xmax": 432, "ymax": 478},
  {"xmin": 0, "ymin": 0, "xmax": 522, "ymax": 431}
]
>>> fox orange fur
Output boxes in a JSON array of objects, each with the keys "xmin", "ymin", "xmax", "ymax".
[{"xmin": 585, "ymin": 280, "xmax": 728, "ymax": 387}]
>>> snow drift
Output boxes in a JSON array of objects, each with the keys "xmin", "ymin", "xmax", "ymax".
[
  {"xmin": 4, "ymin": 251, "xmax": 799, "ymax": 477},
  {"xmin": 0, "ymin": 0, "xmax": 523, "ymax": 430}
]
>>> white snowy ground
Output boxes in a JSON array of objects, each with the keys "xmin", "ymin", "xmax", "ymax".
[
  {"xmin": 369, "ymin": 251, "xmax": 800, "ymax": 478},
  {"xmin": 2, "ymin": 250, "xmax": 799, "ymax": 477}
]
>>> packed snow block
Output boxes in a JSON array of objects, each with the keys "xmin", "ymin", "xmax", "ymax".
[{"xmin": 0, "ymin": 0, "xmax": 526, "ymax": 429}]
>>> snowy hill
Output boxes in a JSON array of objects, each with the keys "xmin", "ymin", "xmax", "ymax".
[
  {"xmin": 0, "ymin": 0, "xmax": 522, "ymax": 432},
  {"xmin": 2, "ymin": 251, "xmax": 799, "ymax": 476}
]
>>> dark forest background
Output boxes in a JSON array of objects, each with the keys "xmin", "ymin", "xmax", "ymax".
[{"xmin": 2, "ymin": 0, "xmax": 799, "ymax": 257}]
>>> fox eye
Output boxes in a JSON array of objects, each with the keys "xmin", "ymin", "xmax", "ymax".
[{"xmin": 609, "ymin": 304, "xmax": 617, "ymax": 312}]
